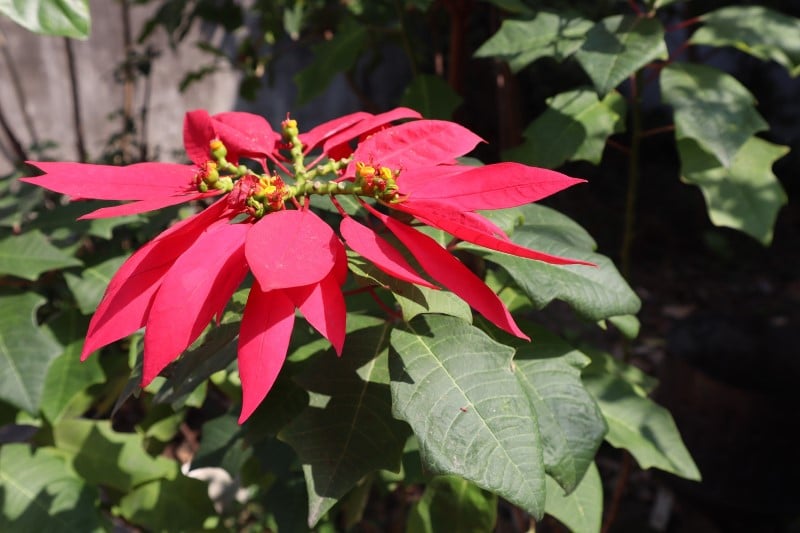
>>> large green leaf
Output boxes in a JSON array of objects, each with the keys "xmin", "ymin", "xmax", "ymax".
[
  {"xmin": 280, "ymin": 316, "xmax": 410, "ymax": 526},
  {"xmin": 390, "ymin": 315, "xmax": 546, "ymax": 519},
  {"xmin": 64, "ymin": 255, "xmax": 127, "ymax": 314},
  {"xmin": 0, "ymin": 444, "xmax": 105, "ymax": 532},
  {"xmin": 191, "ymin": 413, "xmax": 252, "ymax": 477},
  {"xmin": 0, "ymin": 229, "xmax": 82, "ymax": 281},
  {"xmin": 583, "ymin": 352, "xmax": 701, "ymax": 481},
  {"xmin": 575, "ymin": 15, "xmax": 667, "ymax": 95},
  {"xmin": 465, "ymin": 205, "xmax": 641, "ymax": 321},
  {"xmin": 0, "ymin": 0, "xmax": 90, "ymax": 39},
  {"xmin": 116, "ymin": 474, "xmax": 215, "ymax": 531},
  {"xmin": 294, "ymin": 18, "xmax": 367, "ymax": 103},
  {"xmin": 493, "ymin": 321, "xmax": 606, "ymax": 494},
  {"xmin": 400, "ymin": 74, "xmax": 463, "ymax": 120},
  {"xmin": 0, "ymin": 291, "xmax": 63, "ymax": 413},
  {"xmin": 545, "ymin": 462, "xmax": 602, "ymax": 533},
  {"xmin": 39, "ymin": 311, "xmax": 104, "ymax": 423},
  {"xmin": 475, "ymin": 11, "xmax": 592, "ymax": 72},
  {"xmin": 690, "ymin": 6, "xmax": 800, "ymax": 77},
  {"xmin": 504, "ymin": 88, "xmax": 626, "ymax": 168},
  {"xmin": 407, "ymin": 475, "xmax": 498, "ymax": 533},
  {"xmin": 677, "ymin": 136, "xmax": 788, "ymax": 245},
  {"xmin": 661, "ymin": 63, "xmax": 768, "ymax": 167},
  {"xmin": 52, "ymin": 419, "xmax": 177, "ymax": 492}
]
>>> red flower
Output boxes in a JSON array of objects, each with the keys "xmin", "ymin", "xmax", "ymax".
[{"xmin": 22, "ymin": 108, "xmax": 590, "ymax": 422}]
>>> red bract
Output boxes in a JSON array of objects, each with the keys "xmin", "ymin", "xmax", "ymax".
[{"xmin": 22, "ymin": 108, "xmax": 590, "ymax": 423}]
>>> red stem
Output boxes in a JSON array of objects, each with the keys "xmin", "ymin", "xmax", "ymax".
[
  {"xmin": 641, "ymin": 124, "xmax": 675, "ymax": 138},
  {"xmin": 666, "ymin": 16, "xmax": 702, "ymax": 33},
  {"xmin": 627, "ymin": 0, "xmax": 643, "ymax": 16}
]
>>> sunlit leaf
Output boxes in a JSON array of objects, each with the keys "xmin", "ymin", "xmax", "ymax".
[
  {"xmin": 52, "ymin": 419, "xmax": 177, "ymax": 492},
  {"xmin": 545, "ymin": 462, "xmax": 602, "ymax": 533},
  {"xmin": 661, "ymin": 63, "xmax": 768, "ymax": 167},
  {"xmin": 576, "ymin": 15, "xmax": 667, "ymax": 95},
  {"xmin": 691, "ymin": 6, "xmax": 800, "ymax": 77},
  {"xmin": 407, "ymin": 475, "xmax": 498, "ymax": 533},
  {"xmin": 64, "ymin": 255, "xmax": 127, "ymax": 314},
  {"xmin": 0, "ymin": 291, "xmax": 63, "ymax": 413},
  {"xmin": 390, "ymin": 315, "xmax": 546, "ymax": 519},
  {"xmin": 583, "ymin": 352, "xmax": 701, "ymax": 480},
  {"xmin": 0, "ymin": 0, "xmax": 90, "ymax": 39},
  {"xmin": 116, "ymin": 474, "xmax": 216, "ymax": 531},
  {"xmin": 0, "ymin": 230, "xmax": 82, "ymax": 281},
  {"xmin": 505, "ymin": 88, "xmax": 626, "ymax": 168},
  {"xmin": 466, "ymin": 205, "xmax": 640, "ymax": 321},
  {"xmin": 678, "ymin": 136, "xmax": 788, "ymax": 245},
  {"xmin": 39, "ymin": 311, "xmax": 104, "ymax": 423},
  {"xmin": 475, "ymin": 11, "xmax": 592, "ymax": 72},
  {"xmin": 0, "ymin": 444, "xmax": 104, "ymax": 532}
]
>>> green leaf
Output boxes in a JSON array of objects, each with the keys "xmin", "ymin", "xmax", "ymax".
[
  {"xmin": 280, "ymin": 317, "xmax": 411, "ymax": 526},
  {"xmin": 395, "ymin": 284, "xmax": 472, "ymax": 324},
  {"xmin": 575, "ymin": 15, "xmax": 667, "ymax": 95},
  {"xmin": 0, "ymin": 230, "xmax": 82, "ymax": 281},
  {"xmin": 0, "ymin": 444, "xmax": 105, "ymax": 532},
  {"xmin": 407, "ymin": 475, "xmax": 498, "ymax": 533},
  {"xmin": 690, "ymin": 6, "xmax": 800, "ymax": 77},
  {"xmin": 39, "ymin": 311, "xmax": 104, "ymax": 423},
  {"xmin": 0, "ymin": 0, "xmax": 90, "ymax": 39},
  {"xmin": 294, "ymin": 18, "xmax": 367, "ymax": 104},
  {"xmin": 0, "ymin": 291, "xmax": 63, "ymax": 414},
  {"xmin": 499, "ymin": 321, "xmax": 606, "ymax": 494},
  {"xmin": 400, "ymin": 74, "xmax": 462, "ymax": 120},
  {"xmin": 466, "ymin": 205, "xmax": 641, "ymax": 321},
  {"xmin": 661, "ymin": 63, "xmax": 768, "ymax": 167},
  {"xmin": 191, "ymin": 413, "xmax": 252, "ymax": 477},
  {"xmin": 504, "ymin": 88, "xmax": 626, "ymax": 168},
  {"xmin": 475, "ymin": 11, "xmax": 592, "ymax": 73},
  {"xmin": 116, "ymin": 475, "xmax": 215, "ymax": 531},
  {"xmin": 677, "ymin": 136, "xmax": 788, "ymax": 245},
  {"xmin": 607, "ymin": 314, "xmax": 640, "ymax": 340},
  {"xmin": 64, "ymin": 255, "xmax": 127, "ymax": 315},
  {"xmin": 545, "ymin": 462, "xmax": 602, "ymax": 533},
  {"xmin": 52, "ymin": 419, "xmax": 177, "ymax": 492},
  {"xmin": 583, "ymin": 353, "xmax": 701, "ymax": 480},
  {"xmin": 390, "ymin": 315, "xmax": 546, "ymax": 519}
]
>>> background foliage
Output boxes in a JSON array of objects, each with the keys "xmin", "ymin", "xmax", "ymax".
[{"xmin": 1, "ymin": 0, "xmax": 797, "ymax": 531}]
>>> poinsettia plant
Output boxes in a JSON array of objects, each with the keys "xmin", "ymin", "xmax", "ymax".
[
  {"xmin": 23, "ymin": 108, "xmax": 591, "ymax": 421},
  {"xmin": 9, "ymin": 107, "xmax": 697, "ymax": 531}
]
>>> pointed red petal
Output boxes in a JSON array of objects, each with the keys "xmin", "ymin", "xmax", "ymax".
[
  {"xmin": 286, "ymin": 273, "xmax": 346, "ymax": 355},
  {"xmin": 142, "ymin": 223, "xmax": 250, "ymax": 385},
  {"xmin": 363, "ymin": 203, "xmax": 528, "ymax": 340},
  {"xmin": 348, "ymin": 120, "xmax": 483, "ymax": 175},
  {"xmin": 300, "ymin": 111, "xmax": 371, "ymax": 154},
  {"xmin": 340, "ymin": 216, "xmax": 436, "ymax": 288},
  {"xmin": 245, "ymin": 209, "xmax": 338, "ymax": 291},
  {"xmin": 81, "ymin": 200, "xmax": 230, "ymax": 360},
  {"xmin": 184, "ymin": 109, "xmax": 217, "ymax": 166},
  {"xmin": 22, "ymin": 162, "xmax": 196, "ymax": 200},
  {"xmin": 322, "ymin": 107, "xmax": 422, "ymax": 158},
  {"xmin": 396, "ymin": 201, "xmax": 593, "ymax": 266},
  {"xmin": 238, "ymin": 286, "xmax": 296, "ymax": 423},
  {"xmin": 396, "ymin": 165, "xmax": 465, "ymax": 193},
  {"xmin": 212, "ymin": 112, "xmax": 279, "ymax": 160},
  {"xmin": 77, "ymin": 191, "xmax": 221, "ymax": 220},
  {"xmin": 409, "ymin": 162, "xmax": 585, "ymax": 211}
]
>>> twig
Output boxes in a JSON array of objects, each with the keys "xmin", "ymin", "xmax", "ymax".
[
  {"xmin": 64, "ymin": 37, "xmax": 88, "ymax": 162},
  {"xmin": 602, "ymin": 452, "xmax": 634, "ymax": 533},
  {"xmin": 0, "ymin": 25, "xmax": 39, "ymax": 147},
  {"xmin": 641, "ymin": 124, "xmax": 675, "ymax": 138},
  {"xmin": 120, "ymin": 0, "xmax": 135, "ymax": 160},
  {"xmin": 0, "ymin": 99, "xmax": 28, "ymax": 164}
]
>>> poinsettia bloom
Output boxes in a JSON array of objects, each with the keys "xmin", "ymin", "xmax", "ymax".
[{"xmin": 22, "ymin": 107, "xmax": 590, "ymax": 422}]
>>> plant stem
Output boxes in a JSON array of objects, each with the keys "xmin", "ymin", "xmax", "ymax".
[
  {"xmin": 601, "ymin": 452, "xmax": 634, "ymax": 533},
  {"xmin": 0, "ymin": 99, "xmax": 27, "ymax": 164},
  {"xmin": 620, "ymin": 72, "xmax": 642, "ymax": 282},
  {"xmin": 120, "ymin": 0, "xmax": 135, "ymax": 161},
  {"xmin": 64, "ymin": 37, "xmax": 88, "ymax": 162}
]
